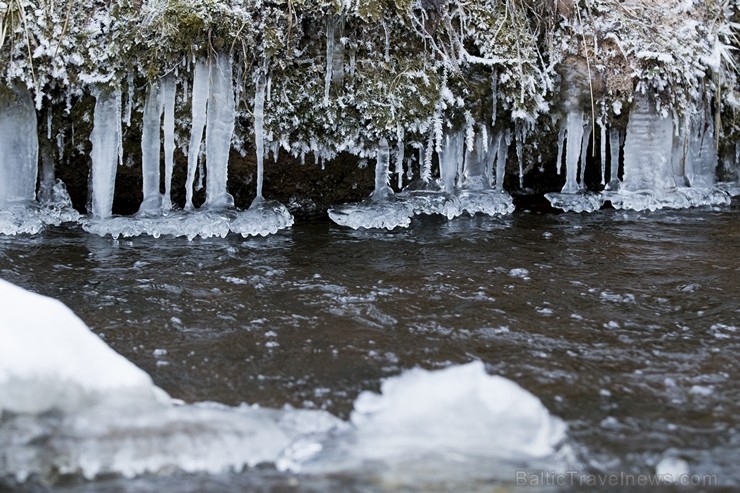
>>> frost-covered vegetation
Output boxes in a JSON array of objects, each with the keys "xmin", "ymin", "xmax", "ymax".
[{"xmin": 0, "ymin": 0, "xmax": 738, "ymax": 221}]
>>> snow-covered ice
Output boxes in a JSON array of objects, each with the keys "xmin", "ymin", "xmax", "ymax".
[{"xmin": 0, "ymin": 280, "xmax": 571, "ymax": 484}]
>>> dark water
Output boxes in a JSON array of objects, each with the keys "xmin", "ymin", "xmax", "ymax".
[{"xmin": 1, "ymin": 203, "xmax": 738, "ymax": 492}]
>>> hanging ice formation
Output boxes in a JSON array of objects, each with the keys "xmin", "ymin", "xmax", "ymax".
[
  {"xmin": 204, "ymin": 52, "xmax": 235, "ymax": 209},
  {"xmin": 138, "ymin": 81, "xmax": 164, "ymax": 216},
  {"xmin": 185, "ymin": 60, "xmax": 209, "ymax": 210},
  {"xmin": 545, "ymin": 110, "xmax": 604, "ymax": 213},
  {"xmin": 395, "ymin": 129, "xmax": 464, "ymax": 221},
  {"xmin": 89, "ymin": 89, "xmax": 122, "ymax": 219},
  {"xmin": 0, "ymin": 87, "xmax": 78, "ymax": 235},
  {"xmin": 161, "ymin": 75, "xmax": 176, "ymax": 211},
  {"xmin": 457, "ymin": 125, "xmax": 515, "ymax": 216},
  {"xmin": 230, "ymin": 73, "xmax": 294, "ymax": 237},
  {"xmin": 329, "ymin": 139, "xmax": 414, "ymax": 230},
  {"xmin": 606, "ymin": 96, "xmax": 729, "ymax": 211},
  {"xmin": 605, "ymin": 127, "xmax": 623, "ymax": 191}
]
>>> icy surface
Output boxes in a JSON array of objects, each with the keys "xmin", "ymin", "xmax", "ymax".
[
  {"xmin": 329, "ymin": 197, "xmax": 413, "ymax": 230},
  {"xmin": 230, "ymin": 197, "xmax": 294, "ymax": 237},
  {"xmin": 304, "ymin": 361, "xmax": 570, "ymax": 480},
  {"xmin": 204, "ymin": 53, "xmax": 236, "ymax": 209},
  {"xmin": 82, "ymin": 211, "xmax": 232, "ymax": 240},
  {"xmin": 545, "ymin": 192, "xmax": 604, "ymax": 213}
]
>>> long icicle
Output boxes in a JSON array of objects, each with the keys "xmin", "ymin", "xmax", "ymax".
[
  {"xmin": 185, "ymin": 60, "xmax": 209, "ymax": 210},
  {"xmin": 161, "ymin": 75, "xmax": 176, "ymax": 211},
  {"xmin": 254, "ymin": 73, "xmax": 266, "ymax": 199}
]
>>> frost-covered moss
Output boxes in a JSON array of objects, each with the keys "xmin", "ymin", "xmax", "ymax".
[{"xmin": 1, "ymin": 0, "xmax": 737, "ymax": 185}]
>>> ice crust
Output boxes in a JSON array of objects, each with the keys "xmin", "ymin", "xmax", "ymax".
[
  {"xmin": 82, "ymin": 210, "xmax": 232, "ymax": 240},
  {"xmin": 0, "ymin": 280, "xmax": 571, "ymax": 484},
  {"xmin": 230, "ymin": 197, "xmax": 295, "ymax": 237}
]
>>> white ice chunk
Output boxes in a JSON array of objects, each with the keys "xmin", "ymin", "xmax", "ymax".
[
  {"xmin": 545, "ymin": 192, "xmax": 604, "ymax": 213},
  {"xmin": 307, "ymin": 361, "xmax": 570, "ymax": 479},
  {"xmin": 230, "ymin": 197, "xmax": 294, "ymax": 237},
  {"xmin": 0, "ymin": 279, "xmax": 162, "ymax": 414},
  {"xmin": 82, "ymin": 210, "xmax": 232, "ymax": 240}
]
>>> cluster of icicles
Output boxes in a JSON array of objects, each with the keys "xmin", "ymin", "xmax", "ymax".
[
  {"xmin": 545, "ymin": 97, "xmax": 735, "ymax": 214},
  {"xmin": 0, "ymin": 53, "xmax": 292, "ymax": 239},
  {"xmin": 1, "ymin": 59, "xmax": 738, "ymax": 238}
]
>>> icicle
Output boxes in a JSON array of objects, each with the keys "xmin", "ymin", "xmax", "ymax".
[
  {"xmin": 204, "ymin": 52, "xmax": 236, "ymax": 209},
  {"xmin": 371, "ymin": 138, "xmax": 392, "ymax": 201},
  {"xmin": 555, "ymin": 123, "xmax": 566, "ymax": 176},
  {"xmin": 46, "ymin": 107, "xmax": 52, "ymax": 141},
  {"xmin": 115, "ymin": 88, "xmax": 123, "ymax": 167},
  {"xmin": 608, "ymin": 127, "xmax": 621, "ymax": 188},
  {"xmin": 39, "ymin": 145, "xmax": 55, "ymax": 204},
  {"xmin": 599, "ymin": 120, "xmax": 607, "ymax": 185},
  {"xmin": 491, "ymin": 71, "xmax": 498, "ymax": 128},
  {"xmin": 234, "ymin": 61, "xmax": 243, "ymax": 110},
  {"xmin": 267, "ymin": 76, "xmax": 272, "ymax": 103},
  {"xmin": 161, "ymin": 75, "xmax": 176, "ymax": 211},
  {"xmin": 422, "ymin": 128, "xmax": 434, "ymax": 182},
  {"xmin": 185, "ymin": 60, "xmax": 209, "ymax": 210},
  {"xmin": 462, "ymin": 130, "xmax": 487, "ymax": 190},
  {"xmin": 349, "ymin": 48, "xmax": 356, "ymax": 80},
  {"xmin": 562, "ymin": 110, "xmax": 584, "ymax": 194},
  {"xmin": 383, "ymin": 22, "xmax": 390, "ymax": 63},
  {"xmin": 621, "ymin": 97, "xmax": 674, "ymax": 193},
  {"xmin": 124, "ymin": 71, "xmax": 134, "ymax": 127},
  {"xmin": 323, "ymin": 20, "xmax": 334, "ymax": 107},
  {"xmin": 139, "ymin": 81, "xmax": 163, "ymax": 216},
  {"xmin": 494, "ymin": 130, "xmax": 509, "ymax": 191},
  {"xmin": 578, "ymin": 121, "xmax": 592, "ymax": 188},
  {"xmin": 89, "ymin": 88, "xmax": 120, "ymax": 218},
  {"xmin": 439, "ymin": 131, "xmax": 463, "ymax": 193},
  {"xmin": 487, "ymin": 128, "xmax": 499, "ymax": 188},
  {"xmin": 271, "ymin": 141, "xmax": 279, "ymax": 163},
  {"xmin": 396, "ymin": 128, "xmax": 405, "ymax": 189},
  {"xmin": 254, "ymin": 73, "xmax": 266, "ymax": 199},
  {"xmin": 196, "ymin": 151, "xmax": 205, "ymax": 191},
  {"xmin": 515, "ymin": 124, "xmax": 525, "ymax": 189}
]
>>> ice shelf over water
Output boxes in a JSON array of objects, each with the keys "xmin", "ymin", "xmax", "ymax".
[{"xmin": 0, "ymin": 280, "xmax": 572, "ymax": 484}]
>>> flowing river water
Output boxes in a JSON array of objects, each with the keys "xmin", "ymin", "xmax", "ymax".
[{"xmin": 1, "ymin": 202, "xmax": 738, "ymax": 492}]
